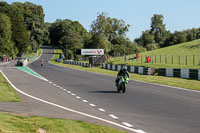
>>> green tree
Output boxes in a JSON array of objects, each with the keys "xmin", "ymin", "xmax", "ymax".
[
  {"xmin": 0, "ymin": 2, "xmax": 30, "ymax": 56},
  {"xmin": 90, "ymin": 12, "xmax": 110, "ymax": 38},
  {"xmin": 0, "ymin": 13, "xmax": 14, "ymax": 56},
  {"xmin": 88, "ymin": 34, "xmax": 112, "ymax": 54},
  {"xmin": 71, "ymin": 21, "xmax": 90, "ymax": 44},
  {"xmin": 171, "ymin": 31, "xmax": 187, "ymax": 45},
  {"xmin": 163, "ymin": 31, "xmax": 173, "ymax": 47},
  {"xmin": 90, "ymin": 12, "xmax": 130, "ymax": 42},
  {"xmin": 50, "ymin": 19, "xmax": 89, "ymax": 46},
  {"xmin": 134, "ymin": 30, "xmax": 154, "ymax": 48},
  {"xmin": 185, "ymin": 28, "xmax": 198, "ymax": 41},
  {"xmin": 49, "ymin": 19, "xmax": 90, "ymax": 59},
  {"xmin": 90, "ymin": 12, "xmax": 130, "ymax": 55},
  {"xmin": 59, "ymin": 31, "xmax": 83, "ymax": 60},
  {"xmin": 141, "ymin": 30, "xmax": 155, "ymax": 46},
  {"xmin": 150, "ymin": 14, "xmax": 166, "ymax": 44},
  {"xmin": 112, "ymin": 44, "xmax": 124, "ymax": 56},
  {"xmin": 13, "ymin": 2, "xmax": 48, "ymax": 52},
  {"xmin": 10, "ymin": 12, "xmax": 29, "ymax": 56}
]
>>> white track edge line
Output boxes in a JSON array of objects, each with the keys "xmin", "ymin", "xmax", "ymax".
[{"xmin": 0, "ymin": 70, "xmax": 146, "ymax": 133}]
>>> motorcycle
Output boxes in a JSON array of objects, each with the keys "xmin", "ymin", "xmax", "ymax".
[
  {"xmin": 41, "ymin": 61, "xmax": 44, "ymax": 67},
  {"xmin": 117, "ymin": 76, "xmax": 129, "ymax": 93}
]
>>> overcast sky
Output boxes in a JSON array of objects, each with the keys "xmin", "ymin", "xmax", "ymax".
[{"xmin": 6, "ymin": 0, "xmax": 200, "ymax": 41}]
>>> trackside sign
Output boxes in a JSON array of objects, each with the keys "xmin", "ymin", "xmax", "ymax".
[{"xmin": 81, "ymin": 49, "xmax": 104, "ymax": 55}]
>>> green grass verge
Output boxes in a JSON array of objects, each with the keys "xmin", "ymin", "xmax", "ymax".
[
  {"xmin": 51, "ymin": 49, "xmax": 200, "ymax": 91},
  {"xmin": 28, "ymin": 49, "xmax": 43, "ymax": 62},
  {"xmin": 109, "ymin": 40, "xmax": 200, "ymax": 69},
  {"xmin": 0, "ymin": 72, "xmax": 21, "ymax": 102},
  {"xmin": 0, "ymin": 112, "xmax": 126, "ymax": 133},
  {"xmin": 25, "ymin": 52, "xmax": 36, "ymax": 58}
]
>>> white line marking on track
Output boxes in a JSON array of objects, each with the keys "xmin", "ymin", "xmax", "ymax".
[
  {"xmin": 89, "ymin": 104, "xmax": 96, "ymax": 107},
  {"xmin": 67, "ymin": 91, "xmax": 71, "ymax": 93},
  {"xmin": 53, "ymin": 84, "xmax": 56, "ymax": 86},
  {"xmin": 98, "ymin": 108, "xmax": 106, "ymax": 112},
  {"xmin": 122, "ymin": 122, "xmax": 133, "ymax": 128},
  {"xmin": 49, "ymin": 81, "xmax": 52, "ymax": 84},
  {"xmin": 63, "ymin": 89, "xmax": 66, "ymax": 91},
  {"xmin": 82, "ymin": 100, "xmax": 88, "ymax": 103},
  {"xmin": 1, "ymin": 71, "xmax": 148, "ymax": 133},
  {"xmin": 14, "ymin": 50, "xmax": 147, "ymax": 133},
  {"xmin": 76, "ymin": 96, "xmax": 81, "ymax": 99},
  {"xmin": 48, "ymin": 61, "xmax": 200, "ymax": 93},
  {"xmin": 71, "ymin": 93, "xmax": 76, "ymax": 96},
  {"xmin": 109, "ymin": 114, "xmax": 119, "ymax": 119},
  {"xmin": 60, "ymin": 87, "xmax": 63, "ymax": 89}
]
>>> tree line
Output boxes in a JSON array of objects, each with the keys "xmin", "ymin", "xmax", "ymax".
[
  {"xmin": 0, "ymin": 1, "xmax": 49, "ymax": 57},
  {"xmin": 0, "ymin": 2, "xmax": 199, "ymax": 60},
  {"xmin": 134, "ymin": 14, "xmax": 200, "ymax": 50}
]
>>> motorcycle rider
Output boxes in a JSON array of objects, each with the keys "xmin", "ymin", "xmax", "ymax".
[
  {"xmin": 115, "ymin": 66, "xmax": 130, "ymax": 87},
  {"xmin": 41, "ymin": 60, "xmax": 44, "ymax": 66}
]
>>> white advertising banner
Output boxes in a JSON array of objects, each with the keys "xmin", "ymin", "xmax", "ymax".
[{"xmin": 81, "ymin": 49, "xmax": 104, "ymax": 55}]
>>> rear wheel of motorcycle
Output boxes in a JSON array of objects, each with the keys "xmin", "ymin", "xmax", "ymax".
[{"xmin": 117, "ymin": 86, "xmax": 120, "ymax": 92}]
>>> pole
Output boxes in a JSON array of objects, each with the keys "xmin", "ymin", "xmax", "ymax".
[
  {"xmin": 152, "ymin": 41, "xmax": 155, "ymax": 63},
  {"xmin": 199, "ymin": 34, "xmax": 200, "ymax": 65},
  {"xmin": 124, "ymin": 46, "xmax": 126, "ymax": 61},
  {"xmin": 65, "ymin": 44, "xmax": 67, "ymax": 59},
  {"xmin": 152, "ymin": 48, "xmax": 153, "ymax": 63}
]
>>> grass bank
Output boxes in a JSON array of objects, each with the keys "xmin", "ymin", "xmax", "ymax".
[
  {"xmin": 0, "ymin": 112, "xmax": 126, "ymax": 133},
  {"xmin": 51, "ymin": 49, "xmax": 200, "ymax": 91},
  {"xmin": 0, "ymin": 72, "xmax": 21, "ymax": 102},
  {"xmin": 23, "ymin": 48, "xmax": 43, "ymax": 62},
  {"xmin": 28, "ymin": 49, "xmax": 43, "ymax": 62},
  {"xmin": 109, "ymin": 40, "xmax": 200, "ymax": 69}
]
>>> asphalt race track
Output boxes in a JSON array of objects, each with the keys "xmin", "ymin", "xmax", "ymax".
[{"xmin": 1, "ymin": 47, "xmax": 200, "ymax": 133}]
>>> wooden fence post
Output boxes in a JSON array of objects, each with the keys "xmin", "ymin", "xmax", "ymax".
[
  {"xmin": 186, "ymin": 55, "xmax": 187, "ymax": 66},
  {"xmin": 193, "ymin": 55, "xmax": 195, "ymax": 65},
  {"xmin": 160, "ymin": 55, "xmax": 161, "ymax": 64}
]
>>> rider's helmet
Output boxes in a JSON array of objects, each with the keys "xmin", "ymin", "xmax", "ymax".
[
  {"xmin": 122, "ymin": 66, "xmax": 127, "ymax": 73},
  {"xmin": 41, "ymin": 60, "xmax": 44, "ymax": 62}
]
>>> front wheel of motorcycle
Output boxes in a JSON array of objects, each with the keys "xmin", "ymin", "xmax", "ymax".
[{"xmin": 122, "ymin": 84, "xmax": 126, "ymax": 93}]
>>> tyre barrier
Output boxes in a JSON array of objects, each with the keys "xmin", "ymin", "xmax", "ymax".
[
  {"xmin": 102, "ymin": 63, "xmax": 200, "ymax": 80},
  {"xmin": 102, "ymin": 64, "xmax": 153, "ymax": 75},
  {"xmin": 63, "ymin": 60, "xmax": 90, "ymax": 67},
  {"xmin": 63, "ymin": 61, "xmax": 200, "ymax": 80}
]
